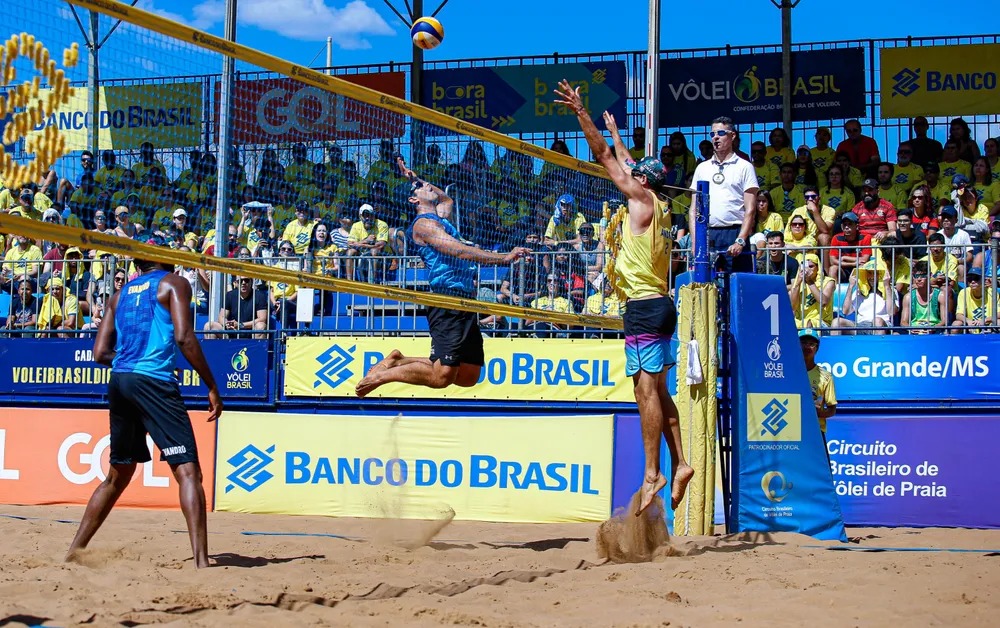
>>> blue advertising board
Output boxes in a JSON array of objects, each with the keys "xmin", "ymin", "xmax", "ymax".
[
  {"xmin": 0, "ymin": 338, "xmax": 269, "ymax": 399},
  {"xmin": 815, "ymin": 335, "xmax": 999, "ymax": 405},
  {"xmin": 729, "ymin": 274, "xmax": 847, "ymax": 541},
  {"xmin": 658, "ymin": 48, "xmax": 866, "ymax": 127},
  {"xmin": 828, "ymin": 415, "xmax": 1000, "ymax": 528},
  {"xmin": 421, "ymin": 62, "xmax": 627, "ymax": 135}
]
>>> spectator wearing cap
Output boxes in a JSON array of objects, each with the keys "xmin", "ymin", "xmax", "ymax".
[
  {"xmin": 850, "ymin": 177, "xmax": 897, "ymax": 241},
  {"xmin": 346, "ymin": 203, "xmax": 388, "ymax": 280},
  {"xmin": 790, "ymin": 253, "xmax": 837, "ymax": 329},
  {"xmin": 544, "ymin": 193, "xmax": 587, "ymax": 247},
  {"xmin": 940, "ymin": 140, "xmax": 973, "ymax": 183},
  {"xmin": 831, "ymin": 259, "xmax": 897, "ymax": 336},
  {"xmin": 2, "ymin": 234, "xmax": 43, "ymax": 290},
  {"xmin": 893, "ymin": 142, "xmax": 925, "ymax": 196},
  {"xmin": 906, "ymin": 117, "xmax": 944, "ymax": 166},
  {"xmin": 827, "ymin": 211, "xmax": 872, "ymax": 282},
  {"xmin": 756, "ymin": 230, "xmax": 799, "ymax": 286},
  {"xmin": 798, "ymin": 328, "xmax": 836, "ymax": 437},
  {"xmin": 93, "ymin": 150, "xmax": 125, "ymax": 192},
  {"xmin": 36, "ymin": 276, "xmax": 80, "ymax": 337},
  {"xmin": 164, "ymin": 208, "xmax": 197, "ymax": 249},
  {"xmin": 4, "ymin": 277, "xmax": 37, "ymax": 334},
  {"xmin": 810, "ymin": 127, "xmax": 836, "ymax": 182},
  {"xmin": 691, "ymin": 116, "xmax": 760, "ymax": 271},
  {"xmin": 875, "ymin": 162, "xmax": 908, "ymax": 210},
  {"xmin": 836, "ymin": 119, "xmax": 881, "ymax": 177},
  {"xmin": 919, "ymin": 232, "xmax": 960, "ymax": 294},
  {"xmin": 281, "ymin": 200, "xmax": 315, "ymax": 255},
  {"xmin": 938, "ymin": 205, "xmax": 973, "ymax": 277},
  {"xmin": 130, "ymin": 141, "xmax": 166, "ymax": 185},
  {"xmin": 17, "ymin": 187, "xmax": 44, "ymax": 221},
  {"xmin": 786, "ymin": 185, "xmax": 834, "ymax": 248},
  {"xmin": 769, "ymin": 162, "xmax": 806, "ymax": 220},
  {"xmin": 952, "ymin": 266, "xmax": 995, "ymax": 334}
]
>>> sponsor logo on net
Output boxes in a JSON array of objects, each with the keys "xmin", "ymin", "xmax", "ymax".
[
  {"xmin": 891, "ymin": 66, "xmax": 997, "ymax": 98},
  {"xmin": 760, "ymin": 470, "xmax": 794, "ymax": 518},
  {"xmin": 224, "ymin": 443, "xmax": 600, "ymax": 495},
  {"xmin": 747, "ymin": 393, "xmax": 802, "ymax": 450}
]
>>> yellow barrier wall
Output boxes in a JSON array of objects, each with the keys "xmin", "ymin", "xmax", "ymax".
[{"xmin": 216, "ymin": 412, "xmax": 613, "ymax": 523}]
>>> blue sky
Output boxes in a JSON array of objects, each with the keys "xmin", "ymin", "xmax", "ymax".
[{"xmin": 34, "ymin": 0, "xmax": 998, "ymax": 72}]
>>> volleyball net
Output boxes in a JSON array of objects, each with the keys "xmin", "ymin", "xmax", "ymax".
[{"xmin": 0, "ymin": 0, "xmax": 715, "ymax": 331}]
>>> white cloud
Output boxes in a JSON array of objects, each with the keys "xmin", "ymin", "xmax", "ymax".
[{"xmin": 192, "ymin": 0, "xmax": 395, "ymax": 47}]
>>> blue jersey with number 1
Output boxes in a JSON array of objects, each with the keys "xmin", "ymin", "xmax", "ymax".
[{"xmin": 111, "ymin": 269, "xmax": 177, "ymax": 382}]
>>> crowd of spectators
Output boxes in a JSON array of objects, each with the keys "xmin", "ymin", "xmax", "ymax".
[{"xmin": 2, "ymin": 115, "xmax": 998, "ymax": 336}]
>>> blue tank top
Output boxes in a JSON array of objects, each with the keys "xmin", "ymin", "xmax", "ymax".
[
  {"xmin": 408, "ymin": 213, "xmax": 476, "ymax": 297},
  {"xmin": 111, "ymin": 269, "xmax": 177, "ymax": 382}
]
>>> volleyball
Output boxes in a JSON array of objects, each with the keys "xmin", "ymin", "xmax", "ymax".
[{"xmin": 410, "ymin": 17, "xmax": 444, "ymax": 50}]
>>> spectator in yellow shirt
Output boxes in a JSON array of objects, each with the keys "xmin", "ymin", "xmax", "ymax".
[
  {"xmin": 952, "ymin": 266, "xmax": 994, "ymax": 334},
  {"xmin": 131, "ymin": 141, "xmax": 167, "ymax": 184},
  {"xmin": 770, "ymin": 163, "xmax": 806, "ymax": 219},
  {"xmin": 766, "ymin": 127, "xmax": 796, "ymax": 170},
  {"xmin": 2, "ymin": 235, "xmax": 44, "ymax": 289},
  {"xmin": 790, "ymin": 253, "xmax": 837, "ymax": 328},
  {"xmin": 528, "ymin": 273, "xmax": 574, "ymax": 337},
  {"xmin": 810, "ymin": 127, "xmax": 837, "ymax": 181},
  {"xmin": 544, "ymin": 193, "xmax": 587, "ymax": 247},
  {"xmin": 585, "ymin": 279, "xmax": 624, "ymax": 317},
  {"xmin": 939, "ymin": 141, "xmax": 972, "ymax": 183},
  {"xmin": 798, "ymin": 328, "xmax": 836, "ymax": 435},
  {"xmin": 346, "ymin": 203, "xmax": 388, "ymax": 280},
  {"xmin": 281, "ymin": 200, "xmax": 316, "ymax": 255},
  {"xmin": 94, "ymin": 150, "xmax": 126, "ymax": 192},
  {"xmin": 284, "ymin": 143, "xmax": 316, "ymax": 186},
  {"xmin": 893, "ymin": 142, "xmax": 925, "ymax": 194},
  {"xmin": 750, "ymin": 141, "xmax": 779, "ymax": 190},
  {"xmin": 36, "ymin": 277, "xmax": 81, "ymax": 337}
]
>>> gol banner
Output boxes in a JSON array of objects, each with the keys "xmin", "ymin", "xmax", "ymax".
[
  {"xmin": 880, "ymin": 44, "xmax": 1000, "ymax": 118},
  {"xmin": 283, "ymin": 336, "xmax": 632, "ymax": 402},
  {"xmin": 215, "ymin": 411, "xmax": 612, "ymax": 523},
  {"xmin": 0, "ymin": 408, "xmax": 216, "ymax": 509}
]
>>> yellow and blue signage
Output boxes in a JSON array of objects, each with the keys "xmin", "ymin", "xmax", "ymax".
[
  {"xmin": 421, "ymin": 62, "xmax": 627, "ymax": 134},
  {"xmin": 658, "ymin": 48, "xmax": 865, "ymax": 126},
  {"xmin": 881, "ymin": 44, "xmax": 1000, "ymax": 118},
  {"xmin": 283, "ymin": 336, "xmax": 632, "ymax": 402},
  {"xmin": 26, "ymin": 82, "xmax": 203, "ymax": 150},
  {"xmin": 729, "ymin": 274, "xmax": 847, "ymax": 541},
  {"xmin": 215, "ymin": 411, "xmax": 613, "ymax": 522}
]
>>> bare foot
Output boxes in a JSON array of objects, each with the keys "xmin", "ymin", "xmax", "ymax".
[
  {"xmin": 65, "ymin": 548, "xmax": 81, "ymax": 564},
  {"xmin": 355, "ymin": 372, "xmax": 384, "ymax": 398},
  {"xmin": 371, "ymin": 349, "xmax": 403, "ymax": 374},
  {"xmin": 636, "ymin": 473, "xmax": 668, "ymax": 516},
  {"xmin": 671, "ymin": 464, "xmax": 695, "ymax": 510}
]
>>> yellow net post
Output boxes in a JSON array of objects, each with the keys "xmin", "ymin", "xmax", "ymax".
[{"xmin": 673, "ymin": 282, "xmax": 718, "ymax": 536}]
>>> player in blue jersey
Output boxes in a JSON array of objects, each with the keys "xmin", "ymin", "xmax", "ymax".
[
  {"xmin": 67, "ymin": 234, "xmax": 222, "ymax": 569},
  {"xmin": 355, "ymin": 158, "xmax": 530, "ymax": 397}
]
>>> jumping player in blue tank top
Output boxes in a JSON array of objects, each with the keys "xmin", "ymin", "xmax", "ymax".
[
  {"xmin": 355, "ymin": 157, "xmax": 530, "ymax": 397},
  {"xmin": 67, "ymin": 234, "xmax": 222, "ymax": 569}
]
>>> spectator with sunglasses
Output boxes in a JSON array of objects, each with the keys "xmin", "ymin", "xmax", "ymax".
[
  {"xmin": 204, "ymin": 275, "xmax": 269, "ymax": 339},
  {"xmin": 785, "ymin": 186, "xmax": 833, "ymax": 247},
  {"xmin": 836, "ymin": 119, "xmax": 881, "ymax": 177}
]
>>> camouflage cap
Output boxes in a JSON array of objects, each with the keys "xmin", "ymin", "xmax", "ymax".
[{"xmin": 631, "ymin": 157, "xmax": 668, "ymax": 187}]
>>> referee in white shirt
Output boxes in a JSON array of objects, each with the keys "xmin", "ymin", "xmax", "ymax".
[{"xmin": 691, "ymin": 116, "xmax": 759, "ymax": 272}]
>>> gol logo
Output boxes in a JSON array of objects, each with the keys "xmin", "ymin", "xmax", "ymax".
[{"xmin": 57, "ymin": 432, "xmax": 169, "ymax": 487}]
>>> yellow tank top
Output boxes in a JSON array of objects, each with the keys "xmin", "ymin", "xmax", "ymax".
[{"xmin": 614, "ymin": 191, "xmax": 672, "ymax": 300}]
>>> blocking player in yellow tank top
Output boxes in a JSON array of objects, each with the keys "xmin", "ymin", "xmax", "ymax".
[{"xmin": 615, "ymin": 191, "xmax": 673, "ymax": 300}]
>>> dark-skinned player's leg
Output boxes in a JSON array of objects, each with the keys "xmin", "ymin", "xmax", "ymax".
[
  {"xmin": 172, "ymin": 461, "xmax": 210, "ymax": 568},
  {"xmin": 66, "ymin": 463, "xmax": 137, "ymax": 561}
]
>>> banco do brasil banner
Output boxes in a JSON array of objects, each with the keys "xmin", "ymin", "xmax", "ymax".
[
  {"xmin": 26, "ymin": 82, "xmax": 202, "ymax": 150},
  {"xmin": 0, "ymin": 338, "xmax": 268, "ymax": 399},
  {"xmin": 658, "ymin": 48, "xmax": 865, "ymax": 127},
  {"xmin": 216, "ymin": 412, "xmax": 612, "ymax": 522},
  {"xmin": 421, "ymin": 62, "xmax": 627, "ymax": 135},
  {"xmin": 880, "ymin": 43, "xmax": 1000, "ymax": 118},
  {"xmin": 815, "ymin": 335, "xmax": 999, "ymax": 404},
  {"xmin": 283, "ymin": 336, "xmax": 631, "ymax": 402}
]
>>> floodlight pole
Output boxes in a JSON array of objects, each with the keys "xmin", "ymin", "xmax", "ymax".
[
  {"xmin": 210, "ymin": 0, "xmax": 238, "ymax": 323},
  {"xmin": 644, "ymin": 0, "xmax": 660, "ymax": 158},
  {"xmin": 771, "ymin": 0, "xmax": 801, "ymax": 136}
]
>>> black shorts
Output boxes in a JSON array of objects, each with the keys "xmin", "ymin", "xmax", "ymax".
[
  {"xmin": 623, "ymin": 295, "xmax": 678, "ymax": 376},
  {"xmin": 426, "ymin": 306, "xmax": 485, "ymax": 367},
  {"xmin": 108, "ymin": 372, "xmax": 199, "ymax": 466}
]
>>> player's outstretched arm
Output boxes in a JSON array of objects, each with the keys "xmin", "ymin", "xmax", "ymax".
[
  {"xmin": 163, "ymin": 274, "xmax": 223, "ymax": 422},
  {"xmin": 554, "ymin": 80, "xmax": 646, "ymax": 202},
  {"xmin": 415, "ymin": 219, "xmax": 529, "ymax": 266},
  {"xmin": 602, "ymin": 111, "xmax": 634, "ymax": 176},
  {"xmin": 93, "ymin": 291, "xmax": 120, "ymax": 366}
]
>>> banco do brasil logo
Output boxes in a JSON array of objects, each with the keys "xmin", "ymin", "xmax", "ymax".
[
  {"xmin": 231, "ymin": 348, "xmax": 250, "ymax": 372},
  {"xmin": 734, "ymin": 66, "xmax": 761, "ymax": 103},
  {"xmin": 892, "ymin": 67, "xmax": 921, "ymax": 97},
  {"xmin": 315, "ymin": 344, "xmax": 356, "ymax": 388},
  {"xmin": 225, "ymin": 444, "xmax": 275, "ymax": 493},
  {"xmin": 760, "ymin": 398, "xmax": 790, "ymax": 437}
]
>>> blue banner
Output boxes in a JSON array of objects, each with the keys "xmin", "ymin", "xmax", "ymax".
[
  {"xmin": 828, "ymin": 415, "xmax": 1000, "ymax": 528},
  {"xmin": 815, "ymin": 335, "xmax": 999, "ymax": 405},
  {"xmin": 421, "ymin": 62, "xmax": 627, "ymax": 135},
  {"xmin": 729, "ymin": 274, "xmax": 847, "ymax": 541},
  {"xmin": 0, "ymin": 338, "xmax": 269, "ymax": 399},
  {"xmin": 658, "ymin": 48, "xmax": 866, "ymax": 127}
]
